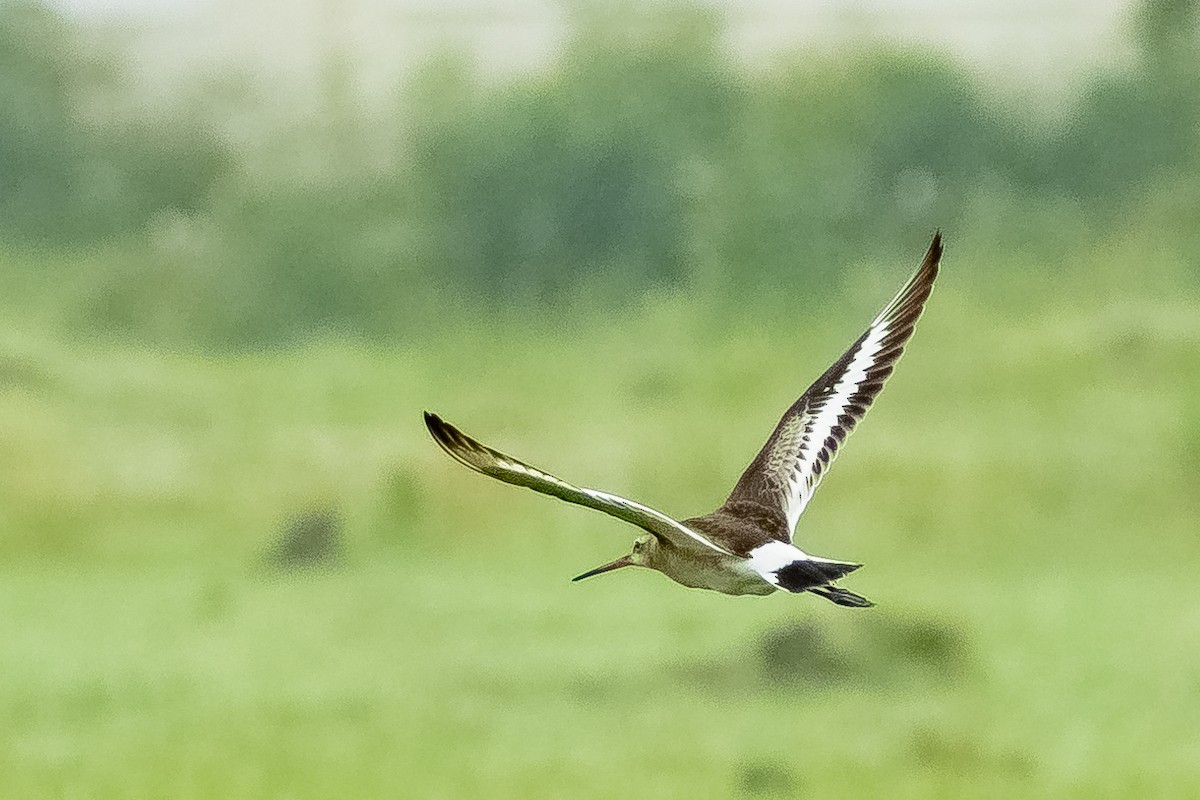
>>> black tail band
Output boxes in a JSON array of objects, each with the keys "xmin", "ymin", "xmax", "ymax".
[{"xmin": 774, "ymin": 559, "xmax": 862, "ymax": 593}]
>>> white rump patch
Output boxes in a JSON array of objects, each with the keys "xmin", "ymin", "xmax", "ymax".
[{"xmin": 745, "ymin": 540, "xmax": 808, "ymax": 586}]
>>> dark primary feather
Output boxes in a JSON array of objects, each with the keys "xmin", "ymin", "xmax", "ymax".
[{"xmin": 723, "ymin": 232, "xmax": 942, "ymax": 542}]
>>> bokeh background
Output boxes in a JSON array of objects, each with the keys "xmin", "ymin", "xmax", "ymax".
[{"xmin": 2, "ymin": 0, "xmax": 1199, "ymax": 796}]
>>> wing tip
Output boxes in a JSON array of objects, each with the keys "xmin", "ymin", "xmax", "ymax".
[
  {"xmin": 423, "ymin": 409, "xmax": 446, "ymax": 440},
  {"xmin": 424, "ymin": 410, "xmax": 501, "ymax": 480},
  {"xmin": 872, "ymin": 230, "xmax": 943, "ymax": 327},
  {"xmin": 424, "ymin": 409, "xmax": 468, "ymax": 458},
  {"xmin": 923, "ymin": 229, "xmax": 943, "ymax": 279}
]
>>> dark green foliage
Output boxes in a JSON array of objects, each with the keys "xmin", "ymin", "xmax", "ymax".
[
  {"xmin": 737, "ymin": 760, "xmax": 801, "ymax": 796},
  {"xmin": 407, "ymin": 8, "xmax": 739, "ymax": 300},
  {"xmin": 0, "ymin": 3, "xmax": 231, "ymax": 247},
  {"xmin": 0, "ymin": 3, "xmax": 83, "ymax": 241},
  {"xmin": 757, "ymin": 621, "xmax": 852, "ymax": 685},
  {"xmin": 1046, "ymin": 0, "xmax": 1199, "ymax": 202},
  {"xmin": 262, "ymin": 507, "xmax": 344, "ymax": 571},
  {"xmin": 716, "ymin": 50, "xmax": 997, "ymax": 288},
  {"xmin": 754, "ymin": 615, "xmax": 968, "ymax": 690},
  {"xmin": 1, "ymin": 0, "xmax": 1197, "ymax": 346}
]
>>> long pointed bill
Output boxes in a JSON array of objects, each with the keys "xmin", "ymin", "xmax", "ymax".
[{"xmin": 571, "ymin": 554, "xmax": 635, "ymax": 582}]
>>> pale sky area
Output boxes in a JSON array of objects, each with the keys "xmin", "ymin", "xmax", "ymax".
[{"xmin": 45, "ymin": 0, "xmax": 1139, "ymax": 112}]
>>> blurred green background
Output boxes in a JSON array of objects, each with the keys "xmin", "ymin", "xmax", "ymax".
[{"xmin": 2, "ymin": 0, "xmax": 1199, "ymax": 796}]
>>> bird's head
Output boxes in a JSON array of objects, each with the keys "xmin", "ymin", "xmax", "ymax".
[{"xmin": 571, "ymin": 534, "xmax": 657, "ymax": 582}]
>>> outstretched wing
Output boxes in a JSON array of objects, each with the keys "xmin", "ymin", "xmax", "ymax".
[
  {"xmin": 424, "ymin": 412, "xmax": 732, "ymax": 555},
  {"xmin": 724, "ymin": 232, "xmax": 942, "ymax": 541}
]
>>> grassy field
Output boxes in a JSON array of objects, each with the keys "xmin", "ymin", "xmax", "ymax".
[{"xmin": 1, "ymin": 244, "xmax": 1198, "ymax": 798}]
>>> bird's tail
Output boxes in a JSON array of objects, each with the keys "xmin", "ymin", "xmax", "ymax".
[
  {"xmin": 773, "ymin": 557, "xmax": 862, "ymax": 592},
  {"xmin": 772, "ymin": 556, "xmax": 874, "ymax": 608},
  {"xmin": 809, "ymin": 585, "xmax": 875, "ymax": 608}
]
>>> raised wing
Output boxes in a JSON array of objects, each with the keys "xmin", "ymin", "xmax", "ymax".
[
  {"xmin": 424, "ymin": 412, "xmax": 732, "ymax": 555},
  {"xmin": 724, "ymin": 232, "xmax": 942, "ymax": 540}
]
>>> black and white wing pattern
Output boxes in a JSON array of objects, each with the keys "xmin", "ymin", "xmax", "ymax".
[
  {"xmin": 724, "ymin": 233, "xmax": 942, "ymax": 541},
  {"xmin": 424, "ymin": 412, "xmax": 733, "ymax": 555}
]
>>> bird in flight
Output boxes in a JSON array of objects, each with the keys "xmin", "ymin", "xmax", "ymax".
[{"xmin": 425, "ymin": 233, "xmax": 941, "ymax": 606}]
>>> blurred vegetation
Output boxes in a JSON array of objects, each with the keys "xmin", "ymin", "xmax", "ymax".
[
  {"xmin": 2, "ymin": 267, "xmax": 1198, "ymax": 797},
  {"xmin": 2, "ymin": 2, "xmax": 1200, "ymax": 797},
  {"xmin": 1, "ymin": 0, "xmax": 1197, "ymax": 346},
  {"xmin": 0, "ymin": 3, "xmax": 230, "ymax": 246}
]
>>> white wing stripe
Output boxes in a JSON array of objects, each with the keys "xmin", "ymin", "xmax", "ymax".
[
  {"xmin": 470, "ymin": 456, "xmax": 729, "ymax": 554},
  {"xmin": 782, "ymin": 321, "xmax": 890, "ymax": 532}
]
